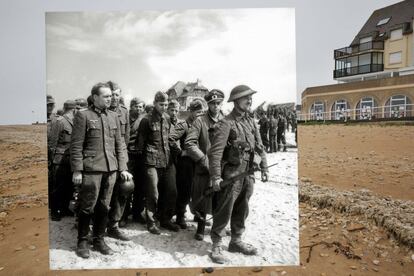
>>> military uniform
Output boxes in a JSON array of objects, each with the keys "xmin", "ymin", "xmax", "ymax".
[
  {"xmin": 49, "ymin": 110, "xmax": 74, "ymax": 219},
  {"xmin": 269, "ymin": 115, "xmax": 278, "ymax": 153},
  {"xmin": 107, "ymin": 104, "xmax": 132, "ymax": 238},
  {"xmin": 70, "ymin": 105, "xmax": 127, "ymax": 255},
  {"xmin": 277, "ymin": 115, "xmax": 287, "ymax": 151},
  {"xmin": 258, "ymin": 116, "xmax": 269, "ymax": 152},
  {"xmin": 136, "ymin": 108, "xmax": 177, "ymax": 233},
  {"xmin": 128, "ymin": 112, "xmax": 146, "ymax": 222}
]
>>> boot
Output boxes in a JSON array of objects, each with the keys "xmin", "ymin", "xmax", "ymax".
[
  {"xmin": 92, "ymin": 213, "xmax": 114, "ymax": 255},
  {"xmin": 160, "ymin": 220, "xmax": 180, "ymax": 232},
  {"xmin": 76, "ymin": 213, "xmax": 91, "ymax": 259},
  {"xmin": 228, "ymin": 240, "xmax": 258, "ymax": 255},
  {"xmin": 194, "ymin": 220, "xmax": 205, "ymax": 241},
  {"xmin": 210, "ymin": 242, "xmax": 229, "ymax": 264},
  {"xmin": 283, "ymin": 145, "xmax": 287, "ymax": 152},
  {"xmin": 92, "ymin": 238, "xmax": 114, "ymax": 255},
  {"xmin": 107, "ymin": 225, "xmax": 131, "ymax": 241},
  {"xmin": 147, "ymin": 223, "xmax": 161, "ymax": 235},
  {"xmin": 194, "ymin": 214, "xmax": 211, "ymax": 226},
  {"xmin": 176, "ymin": 214, "xmax": 187, "ymax": 229}
]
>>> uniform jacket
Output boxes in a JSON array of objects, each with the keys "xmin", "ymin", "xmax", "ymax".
[
  {"xmin": 208, "ymin": 108, "xmax": 268, "ymax": 181},
  {"xmin": 269, "ymin": 117, "xmax": 279, "ymax": 135},
  {"xmin": 169, "ymin": 117, "xmax": 194, "ymax": 158},
  {"xmin": 70, "ymin": 106, "xmax": 127, "ymax": 172},
  {"xmin": 185, "ymin": 112, "xmax": 223, "ymax": 164},
  {"xmin": 128, "ymin": 112, "xmax": 145, "ymax": 153},
  {"xmin": 110, "ymin": 104, "xmax": 130, "ymax": 152},
  {"xmin": 49, "ymin": 113, "xmax": 73, "ymax": 165},
  {"xmin": 136, "ymin": 109, "xmax": 170, "ymax": 168},
  {"xmin": 185, "ymin": 111, "xmax": 224, "ymax": 214}
]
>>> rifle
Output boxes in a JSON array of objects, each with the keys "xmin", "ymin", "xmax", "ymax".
[{"xmin": 190, "ymin": 162, "xmax": 278, "ymax": 216}]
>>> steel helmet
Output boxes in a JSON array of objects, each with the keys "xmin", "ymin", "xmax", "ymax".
[{"xmin": 227, "ymin": 85, "xmax": 257, "ymax": 102}]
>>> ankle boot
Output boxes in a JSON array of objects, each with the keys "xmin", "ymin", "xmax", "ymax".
[
  {"xmin": 76, "ymin": 213, "xmax": 91, "ymax": 258},
  {"xmin": 194, "ymin": 215, "xmax": 206, "ymax": 241}
]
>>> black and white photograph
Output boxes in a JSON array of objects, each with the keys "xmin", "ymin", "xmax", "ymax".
[{"xmin": 46, "ymin": 8, "xmax": 298, "ymax": 269}]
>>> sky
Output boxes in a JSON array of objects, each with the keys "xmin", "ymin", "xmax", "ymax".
[
  {"xmin": 0, "ymin": 0, "xmax": 401, "ymax": 124},
  {"xmin": 45, "ymin": 9, "xmax": 296, "ymax": 114}
]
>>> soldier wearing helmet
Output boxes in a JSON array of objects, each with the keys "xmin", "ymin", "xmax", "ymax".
[{"xmin": 207, "ymin": 85, "xmax": 268, "ymax": 264}]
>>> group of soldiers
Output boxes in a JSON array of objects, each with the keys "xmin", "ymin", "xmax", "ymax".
[
  {"xmin": 257, "ymin": 108, "xmax": 297, "ymax": 153},
  {"xmin": 47, "ymin": 82, "xmax": 270, "ymax": 264}
]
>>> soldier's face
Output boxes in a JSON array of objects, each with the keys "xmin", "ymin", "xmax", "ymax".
[
  {"xmin": 111, "ymin": 89, "xmax": 121, "ymax": 107},
  {"xmin": 154, "ymin": 101, "xmax": 168, "ymax": 114},
  {"xmin": 191, "ymin": 109, "xmax": 204, "ymax": 119},
  {"xmin": 94, "ymin": 87, "xmax": 112, "ymax": 109},
  {"xmin": 167, "ymin": 107, "xmax": 178, "ymax": 119},
  {"xmin": 131, "ymin": 103, "xmax": 145, "ymax": 114},
  {"xmin": 235, "ymin": 95, "xmax": 252, "ymax": 112},
  {"xmin": 47, "ymin": 103, "xmax": 55, "ymax": 114},
  {"xmin": 208, "ymin": 100, "xmax": 223, "ymax": 116}
]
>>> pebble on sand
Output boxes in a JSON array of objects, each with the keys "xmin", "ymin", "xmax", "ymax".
[
  {"xmin": 252, "ymin": 267, "xmax": 263, "ymax": 272},
  {"xmin": 28, "ymin": 245, "xmax": 36, "ymax": 250},
  {"xmin": 372, "ymin": 259, "xmax": 380, "ymax": 265},
  {"xmin": 0, "ymin": 212, "xmax": 7, "ymax": 219}
]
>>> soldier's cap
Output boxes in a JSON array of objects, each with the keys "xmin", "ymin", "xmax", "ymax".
[
  {"xmin": 107, "ymin": 81, "xmax": 120, "ymax": 92},
  {"xmin": 228, "ymin": 85, "xmax": 257, "ymax": 102},
  {"xmin": 189, "ymin": 99, "xmax": 204, "ymax": 111},
  {"xmin": 47, "ymin": 94, "xmax": 55, "ymax": 104},
  {"xmin": 168, "ymin": 99, "xmax": 180, "ymax": 109},
  {"xmin": 64, "ymin": 100, "xmax": 77, "ymax": 110},
  {"xmin": 75, "ymin": 98, "xmax": 88, "ymax": 108},
  {"xmin": 154, "ymin": 91, "xmax": 168, "ymax": 103},
  {"xmin": 205, "ymin": 89, "xmax": 224, "ymax": 104},
  {"xmin": 130, "ymin": 97, "xmax": 145, "ymax": 108}
]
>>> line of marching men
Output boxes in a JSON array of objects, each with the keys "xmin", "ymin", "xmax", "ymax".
[{"xmin": 47, "ymin": 81, "xmax": 269, "ymax": 264}]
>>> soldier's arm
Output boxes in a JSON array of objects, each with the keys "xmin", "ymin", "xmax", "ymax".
[
  {"xmin": 48, "ymin": 119, "xmax": 63, "ymax": 161},
  {"xmin": 136, "ymin": 117, "xmax": 149, "ymax": 155},
  {"xmin": 115, "ymin": 114, "xmax": 127, "ymax": 171},
  {"xmin": 124, "ymin": 109, "xmax": 130, "ymax": 146},
  {"xmin": 70, "ymin": 111, "xmax": 86, "ymax": 172},
  {"xmin": 253, "ymin": 120, "xmax": 268, "ymax": 171},
  {"xmin": 208, "ymin": 119, "xmax": 231, "ymax": 180},
  {"xmin": 168, "ymin": 120, "xmax": 185, "ymax": 155},
  {"xmin": 184, "ymin": 118, "xmax": 205, "ymax": 162}
]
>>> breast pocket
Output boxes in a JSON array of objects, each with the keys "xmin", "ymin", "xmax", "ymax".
[
  {"xmin": 87, "ymin": 120, "xmax": 101, "ymax": 138},
  {"xmin": 109, "ymin": 121, "xmax": 118, "ymax": 138},
  {"xmin": 119, "ymin": 117, "xmax": 127, "ymax": 136},
  {"xmin": 62, "ymin": 127, "xmax": 72, "ymax": 143},
  {"xmin": 145, "ymin": 145, "xmax": 158, "ymax": 166}
]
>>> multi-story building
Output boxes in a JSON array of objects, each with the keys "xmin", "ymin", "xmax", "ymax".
[
  {"xmin": 166, "ymin": 79, "xmax": 209, "ymax": 111},
  {"xmin": 301, "ymin": 0, "xmax": 414, "ymax": 120}
]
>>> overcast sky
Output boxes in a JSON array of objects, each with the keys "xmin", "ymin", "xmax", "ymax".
[
  {"xmin": 46, "ymin": 9, "xmax": 296, "ymax": 114},
  {"xmin": 0, "ymin": 0, "xmax": 400, "ymax": 124}
]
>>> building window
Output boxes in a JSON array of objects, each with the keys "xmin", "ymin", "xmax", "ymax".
[
  {"xmin": 390, "ymin": 28, "xmax": 403, "ymax": 41},
  {"xmin": 359, "ymin": 36, "xmax": 372, "ymax": 44},
  {"xmin": 310, "ymin": 101, "xmax": 325, "ymax": 120},
  {"xmin": 331, "ymin": 99, "xmax": 350, "ymax": 120},
  {"xmin": 384, "ymin": 95, "xmax": 412, "ymax": 118},
  {"xmin": 356, "ymin": 97, "xmax": 378, "ymax": 120},
  {"xmin": 376, "ymin": 17, "xmax": 391, "ymax": 26},
  {"xmin": 389, "ymin": 52, "xmax": 402, "ymax": 64}
]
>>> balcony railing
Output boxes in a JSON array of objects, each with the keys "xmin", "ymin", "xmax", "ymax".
[
  {"xmin": 333, "ymin": 63, "xmax": 384, "ymax": 78},
  {"xmin": 334, "ymin": 41, "xmax": 384, "ymax": 59}
]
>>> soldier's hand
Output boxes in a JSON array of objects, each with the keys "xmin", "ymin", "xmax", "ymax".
[
  {"xmin": 120, "ymin": 171, "xmax": 133, "ymax": 181},
  {"xmin": 72, "ymin": 171, "xmax": 82, "ymax": 185},
  {"xmin": 211, "ymin": 178, "xmax": 222, "ymax": 192},
  {"xmin": 199, "ymin": 155, "xmax": 209, "ymax": 172},
  {"xmin": 261, "ymin": 171, "xmax": 269, "ymax": 182}
]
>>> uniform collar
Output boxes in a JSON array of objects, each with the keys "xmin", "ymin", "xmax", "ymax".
[
  {"xmin": 230, "ymin": 108, "xmax": 247, "ymax": 121},
  {"xmin": 207, "ymin": 110, "xmax": 222, "ymax": 123},
  {"xmin": 93, "ymin": 106, "xmax": 108, "ymax": 115},
  {"xmin": 151, "ymin": 109, "xmax": 166, "ymax": 122}
]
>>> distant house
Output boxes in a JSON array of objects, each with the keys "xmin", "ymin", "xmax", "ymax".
[{"xmin": 166, "ymin": 79, "xmax": 209, "ymax": 111}]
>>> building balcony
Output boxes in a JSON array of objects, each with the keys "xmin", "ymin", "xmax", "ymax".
[
  {"xmin": 333, "ymin": 64, "xmax": 384, "ymax": 78},
  {"xmin": 334, "ymin": 41, "xmax": 384, "ymax": 59}
]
